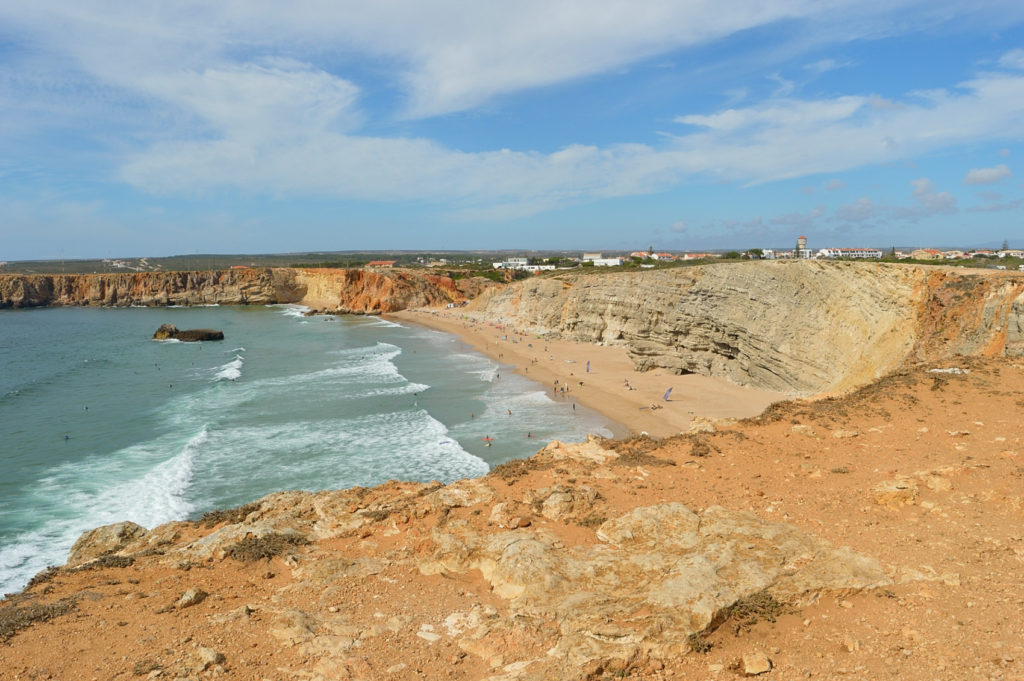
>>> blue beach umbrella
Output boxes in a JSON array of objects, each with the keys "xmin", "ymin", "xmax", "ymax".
[{"xmin": 663, "ymin": 387, "xmax": 673, "ymax": 401}]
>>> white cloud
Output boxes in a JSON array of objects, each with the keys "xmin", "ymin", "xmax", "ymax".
[
  {"xmin": 833, "ymin": 179, "xmax": 956, "ymax": 225},
  {"xmin": 835, "ymin": 197, "xmax": 878, "ymax": 223},
  {"xmin": 908, "ymin": 177, "xmax": 957, "ymax": 216},
  {"xmin": 1000, "ymin": 148, "xmax": 1011, "ymax": 157},
  {"xmin": 770, "ymin": 206, "xmax": 826, "ymax": 229},
  {"xmin": 4, "ymin": 3, "xmax": 1024, "ymax": 220},
  {"xmin": 968, "ymin": 198, "xmax": 1022, "ymax": 212},
  {"xmin": 118, "ymin": 68, "xmax": 1024, "ymax": 216},
  {"xmin": 768, "ymin": 73, "xmax": 796, "ymax": 98},
  {"xmin": 999, "ymin": 48, "xmax": 1024, "ymax": 70},
  {"xmin": 671, "ymin": 220, "xmax": 688, "ymax": 233},
  {"xmin": 803, "ymin": 58, "xmax": 854, "ymax": 74},
  {"xmin": 824, "ymin": 178, "xmax": 846, "ymax": 191},
  {"xmin": 964, "ymin": 163, "xmax": 1012, "ymax": 185}
]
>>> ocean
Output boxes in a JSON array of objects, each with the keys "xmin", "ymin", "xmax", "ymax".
[{"xmin": 0, "ymin": 305, "xmax": 613, "ymax": 595}]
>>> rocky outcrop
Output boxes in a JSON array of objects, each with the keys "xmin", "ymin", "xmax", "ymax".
[
  {"xmin": 152, "ymin": 324, "xmax": 224, "ymax": 341},
  {"xmin": 0, "ymin": 267, "xmax": 484, "ymax": 313},
  {"xmin": 62, "ymin": 439, "xmax": 888, "ymax": 680},
  {"xmin": 294, "ymin": 268, "xmax": 470, "ymax": 314},
  {"xmin": 467, "ymin": 261, "xmax": 1024, "ymax": 395},
  {"xmin": 66, "ymin": 521, "xmax": 148, "ymax": 568}
]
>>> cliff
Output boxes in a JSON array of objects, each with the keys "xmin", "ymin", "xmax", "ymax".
[
  {"xmin": 467, "ymin": 261, "xmax": 1024, "ymax": 396},
  {"xmin": 0, "ymin": 268, "xmax": 484, "ymax": 314},
  {"xmin": 4, "ymin": 358, "xmax": 1021, "ymax": 681}
]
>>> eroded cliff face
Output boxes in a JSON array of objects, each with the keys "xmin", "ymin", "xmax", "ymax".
[
  {"xmin": 295, "ymin": 268, "xmax": 465, "ymax": 313},
  {"xmin": 0, "ymin": 269, "xmax": 302, "ymax": 308},
  {"xmin": 468, "ymin": 261, "xmax": 1024, "ymax": 396},
  {"xmin": 0, "ymin": 268, "xmax": 476, "ymax": 313}
]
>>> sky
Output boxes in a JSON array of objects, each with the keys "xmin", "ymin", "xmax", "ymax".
[{"xmin": 1, "ymin": 1, "xmax": 1023, "ymax": 259}]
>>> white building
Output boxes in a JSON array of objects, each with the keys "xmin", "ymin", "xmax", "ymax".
[
  {"xmin": 492, "ymin": 257, "xmax": 530, "ymax": 270},
  {"xmin": 817, "ymin": 247, "xmax": 884, "ymax": 259},
  {"xmin": 582, "ymin": 252, "xmax": 603, "ymax": 261},
  {"xmin": 592, "ymin": 257, "xmax": 623, "ymax": 267}
]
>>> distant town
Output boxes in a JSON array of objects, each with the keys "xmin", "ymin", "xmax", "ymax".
[{"xmin": 2, "ymin": 235, "xmax": 1022, "ymax": 275}]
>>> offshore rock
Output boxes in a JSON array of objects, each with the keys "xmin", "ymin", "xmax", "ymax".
[{"xmin": 152, "ymin": 324, "xmax": 224, "ymax": 341}]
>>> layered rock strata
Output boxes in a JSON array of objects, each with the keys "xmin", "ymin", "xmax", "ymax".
[
  {"xmin": 467, "ymin": 261, "xmax": 1024, "ymax": 395},
  {"xmin": 0, "ymin": 268, "xmax": 477, "ymax": 314}
]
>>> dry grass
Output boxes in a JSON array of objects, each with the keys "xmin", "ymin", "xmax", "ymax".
[
  {"xmin": 196, "ymin": 502, "xmax": 261, "ymax": 529},
  {"xmin": 0, "ymin": 598, "xmax": 76, "ymax": 642},
  {"xmin": 225, "ymin": 533, "xmax": 309, "ymax": 562}
]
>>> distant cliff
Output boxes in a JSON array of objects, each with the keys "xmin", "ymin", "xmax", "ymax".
[
  {"xmin": 467, "ymin": 261, "xmax": 1024, "ymax": 396},
  {"xmin": 0, "ymin": 268, "xmax": 486, "ymax": 313}
]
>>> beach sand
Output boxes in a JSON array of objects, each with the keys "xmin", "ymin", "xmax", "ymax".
[{"xmin": 390, "ymin": 308, "xmax": 784, "ymax": 438}]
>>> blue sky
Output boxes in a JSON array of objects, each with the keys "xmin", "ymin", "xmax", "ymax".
[{"xmin": 1, "ymin": 1, "xmax": 1023, "ymax": 259}]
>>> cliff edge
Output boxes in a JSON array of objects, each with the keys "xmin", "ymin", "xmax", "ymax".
[
  {"xmin": 467, "ymin": 261, "xmax": 1024, "ymax": 395},
  {"xmin": 0, "ymin": 267, "xmax": 484, "ymax": 314},
  {"xmin": 3, "ymin": 358, "xmax": 1021, "ymax": 681}
]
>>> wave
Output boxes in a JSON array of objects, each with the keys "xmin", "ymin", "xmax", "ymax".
[
  {"xmin": 269, "ymin": 304, "xmax": 311, "ymax": 319},
  {"xmin": 187, "ymin": 412, "xmax": 489, "ymax": 498},
  {"xmin": 212, "ymin": 354, "xmax": 244, "ymax": 382},
  {"xmin": 451, "ymin": 352, "xmax": 499, "ymax": 382},
  {"xmin": 0, "ymin": 426, "xmax": 206, "ymax": 596},
  {"xmin": 363, "ymin": 317, "xmax": 404, "ymax": 328}
]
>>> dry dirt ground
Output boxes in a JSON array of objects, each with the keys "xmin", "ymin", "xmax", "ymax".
[{"xmin": 2, "ymin": 358, "xmax": 1023, "ymax": 681}]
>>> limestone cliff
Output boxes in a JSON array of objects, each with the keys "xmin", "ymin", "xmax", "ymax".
[
  {"xmin": 467, "ymin": 261, "xmax": 1024, "ymax": 395},
  {"xmin": 0, "ymin": 268, "xmax": 477, "ymax": 314}
]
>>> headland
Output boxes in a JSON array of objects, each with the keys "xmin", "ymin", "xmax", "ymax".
[{"xmin": 2, "ymin": 260, "xmax": 1024, "ymax": 680}]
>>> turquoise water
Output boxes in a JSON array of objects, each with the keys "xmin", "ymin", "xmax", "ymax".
[{"xmin": 0, "ymin": 305, "xmax": 612, "ymax": 595}]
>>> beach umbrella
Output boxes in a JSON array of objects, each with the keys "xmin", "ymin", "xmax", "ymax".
[
  {"xmin": 663, "ymin": 387, "xmax": 673, "ymax": 401},
  {"xmin": 586, "ymin": 360, "xmax": 590, "ymax": 373}
]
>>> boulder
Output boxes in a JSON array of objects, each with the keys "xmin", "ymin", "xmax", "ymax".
[
  {"xmin": 152, "ymin": 324, "xmax": 224, "ymax": 341},
  {"xmin": 67, "ymin": 521, "xmax": 148, "ymax": 567}
]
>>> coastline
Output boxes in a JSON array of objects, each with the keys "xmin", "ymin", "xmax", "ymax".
[{"xmin": 389, "ymin": 307, "xmax": 785, "ymax": 438}]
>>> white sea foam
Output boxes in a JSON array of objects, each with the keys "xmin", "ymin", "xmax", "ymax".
[
  {"xmin": 188, "ymin": 411, "xmax": 488, "ymax": 496},
  {"xmin": 212, "ymin": 354, "xmax": 244, "ymax": 382},
  {"xmin": 451, "ymin": 352, "xmax": 499, "ymax": 382},
  {"xmin": 364, "ymin": 317, "xmax": 403, "ymax": 328},
  {"xmin": 0, "ymin": 427, "xmax": 205, "ymax": 596},
  {"xmin": 272, "ymin": 304, "xmax": 312, "ymax": 319}
]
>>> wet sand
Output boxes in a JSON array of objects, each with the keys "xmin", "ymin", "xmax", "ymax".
[{"xmin": 390, "ymin": 308, "xmax": 784, "ymax": 438}]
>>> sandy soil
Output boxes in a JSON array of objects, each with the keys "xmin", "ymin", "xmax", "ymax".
[
  {"xmin": 3, "ymin": 357, "xmax": 1023, "ymax": 681},
  {"xmin": 389, "ymin": 308, "xmax": 783, "ymax": 438}
]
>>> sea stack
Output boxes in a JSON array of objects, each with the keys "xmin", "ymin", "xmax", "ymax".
[{"xmin": 152, "ymin": 323, "xmax": 224, "ymax": 342}]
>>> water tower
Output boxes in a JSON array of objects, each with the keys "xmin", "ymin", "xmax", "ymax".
[{"xmin": 796, "ymin": 235, "xmax": 807, "ymax": 257}]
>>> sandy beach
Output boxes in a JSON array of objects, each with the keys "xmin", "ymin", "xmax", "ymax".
[{"xmin": 390, "ymin": 307, "xmax": 784, "ymax": 438}]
